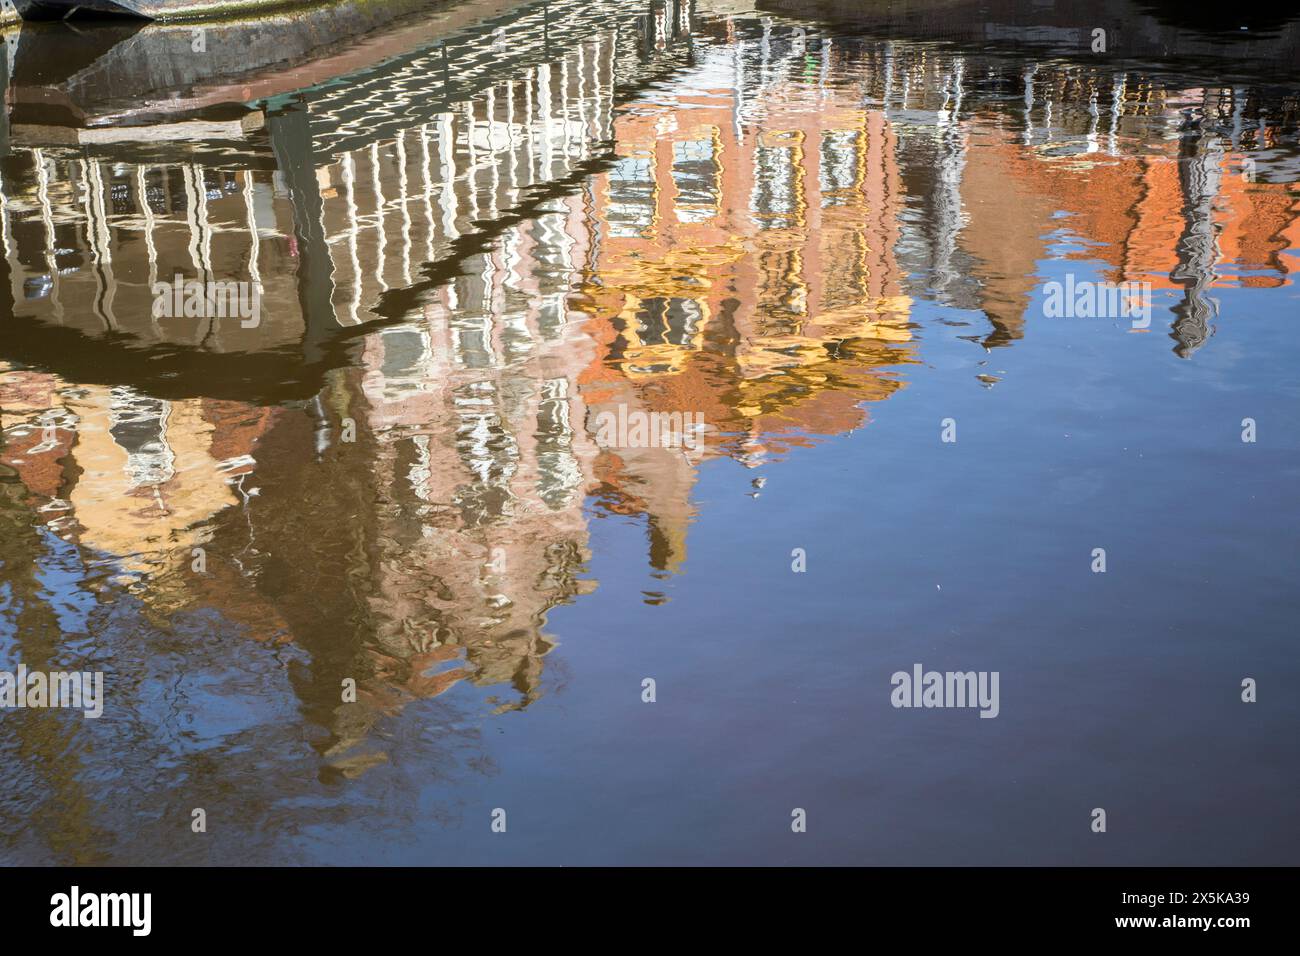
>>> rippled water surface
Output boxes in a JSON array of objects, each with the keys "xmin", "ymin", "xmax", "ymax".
[{"xmin": 1, "ymin": 0, "xmax": 1298, "ymax": 864}]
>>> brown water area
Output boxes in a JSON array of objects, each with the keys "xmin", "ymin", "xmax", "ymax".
[{"xmin": 0, "ymin": 0, "xmax": 1298, "ymax": 864}]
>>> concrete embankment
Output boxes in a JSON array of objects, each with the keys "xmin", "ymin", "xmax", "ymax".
[{"xmin": 0, "ymin": 0, "xmax": 492, "ymax": 27}]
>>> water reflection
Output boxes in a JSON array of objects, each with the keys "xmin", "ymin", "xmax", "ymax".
[{"xmin": 1, "ymin": 0, "xmax": 1299, "ymax": 862}]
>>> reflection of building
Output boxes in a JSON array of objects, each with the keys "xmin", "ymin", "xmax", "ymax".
[
  {"xmin": 316, "ymin": 30, "xmax": 620, "ymax": 330},
  {"xmin": 0, "ymin": 0, "xmax": 674, "ymax": 359},
  {"xmin": 351, "ymin": 195, "xmax": 602, "ymax": 714},
  {"xmin": 905, "ymin": 59, "xmax": 1300, "ymax": 356},
  {"xmin": 736, "ymin": 30, "xmax": 1300, "ymax": 358},
  {"xmin": 588, "ymin": 17, "xmax": 915, "ymax": 389},
  {"xmin": 574, "ymin": 14, "xmax": 919, "ymax": 568},
  {"xmin": 5, "ymin": 3, "xmax": 1300, "ymax": 792},
  {"xmin": 0, "ymin": 0, "xmax": 703, "ymax": 786},
  {"xmin": 0, "ymin": 364, "xmax": 276, "ymax": 571},
  {"xmin": 6, "ymin": 10, "xmax": 1294, "ymax": 376}
]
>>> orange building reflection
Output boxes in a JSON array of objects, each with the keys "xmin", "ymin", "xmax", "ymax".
[{"xmin": 3, "ymin": 6, "xmax": 1300, "ymax": 780}]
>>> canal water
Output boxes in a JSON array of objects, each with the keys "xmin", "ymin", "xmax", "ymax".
[{"xmin": 1, "ymin": 0, "xmax": 1298, "ymax": 864}]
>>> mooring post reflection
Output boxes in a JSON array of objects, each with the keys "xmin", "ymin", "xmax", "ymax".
[{"xmin": 1, "ymin": 0, "xmax": 1299, "ymax": 865}]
